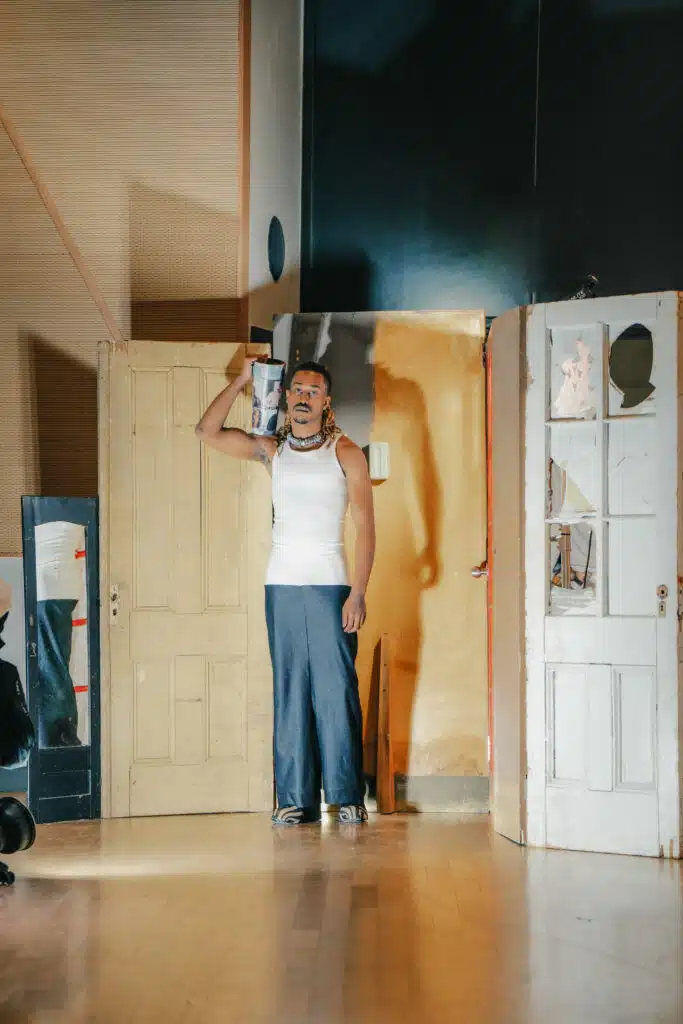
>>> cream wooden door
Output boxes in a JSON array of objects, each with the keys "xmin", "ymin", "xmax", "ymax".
[
  {"xmin": 525, "ymin": 293, "xmax": 681, "ymax": 857},
  {"xmin": 488, "ymin": 307, "xmax": 526, "ymax": 844},
  {"xmin": 100, "ymin": 341, "xmax": 273, "ymax": 818}
]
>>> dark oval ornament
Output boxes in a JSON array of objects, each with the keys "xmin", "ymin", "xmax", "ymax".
[{"xmin": 268, "ymin": 216, "xmax": 286, "ymax": 283}]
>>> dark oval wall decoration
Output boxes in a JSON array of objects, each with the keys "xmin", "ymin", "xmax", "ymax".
[
  {"xmin": 609, "ymin": 322, "xmax": 655, "ymax": 410},
  {"xmin": 268, "ymin": 216, "xmax": 285, "ymax": 282}
]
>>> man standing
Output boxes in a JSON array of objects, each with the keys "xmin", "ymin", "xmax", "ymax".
[{"xmin": 196, "ymin": 358, "xmax": 375, "ymax": 825}]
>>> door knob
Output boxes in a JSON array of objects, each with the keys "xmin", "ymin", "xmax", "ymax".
[{"xmin": 471, "ymin": 562, "xmax": 488, "ymax": 579}]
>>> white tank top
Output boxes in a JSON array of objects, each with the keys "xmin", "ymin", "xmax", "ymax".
[{"xmin": 266, "ymin": 436, "xmax": 349, "ymax": 586}]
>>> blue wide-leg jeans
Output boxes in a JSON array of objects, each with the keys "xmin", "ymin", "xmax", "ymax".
[{"xmin": 265, "ymin": 585, "xmax": 365, "ymax": 810}]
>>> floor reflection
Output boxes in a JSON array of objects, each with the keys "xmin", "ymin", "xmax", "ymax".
[{"xmin": 1, "ymin": 815, "xmax": 681, "ymax": 1023}]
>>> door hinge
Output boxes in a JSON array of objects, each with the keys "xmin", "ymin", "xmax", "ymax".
[{"xmin": 110, "ymin": 584, "xmax": 121, "ymax": 626}]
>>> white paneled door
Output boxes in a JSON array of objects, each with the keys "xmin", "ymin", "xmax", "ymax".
[{"xmin": 525, "ymin": 293, "xmax": 681, "ymax": 856}]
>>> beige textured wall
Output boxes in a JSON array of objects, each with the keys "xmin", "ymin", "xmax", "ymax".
[{"xmin": 0, "ymin": 0, "xmax": 243, "ymax": 553}]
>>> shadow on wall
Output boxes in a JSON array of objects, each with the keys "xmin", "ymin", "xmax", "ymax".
[
  {"xmin": 129, "ymin": 180, "xmax": 303, "ymax": 340},
  {"xmin": 21, "ymin": 334, "xmax": 97, "ymax": 498},
  {"xmin": 275, "ymin": 312, "xmax": 433, "ymax": 781},
  {"xmin": 364, "ymin": 317, "xmax": 487, "ymax": 788},
  {"xmin": 129, "ymin": 181, "xmax": 243, "ymax": 341},
  {"xmin": 361, "ymin": 336, "xmax": 441, "ymax": 781},
  {"xmin": 246, "ymin": 271, "xmax": 302, "ymax": 337},
  {"xmin": 132, "ymin": 298, "xmax": 243, "ymax": 342},
  {"xmin": 277, "ymin": 312, "xmax": 489, "ymax": 798}
]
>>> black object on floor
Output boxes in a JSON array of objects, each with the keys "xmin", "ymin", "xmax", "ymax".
[{"xmin": 0, "ymin": 795, "xmax": 37, "ymax": 885}]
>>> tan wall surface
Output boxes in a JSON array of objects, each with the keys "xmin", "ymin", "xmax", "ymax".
[
  {"xmin": 358, "ymin": 312, "xmax": 489, "ymax": 783},
  {"xmin": 277, "ymin": 311, "xmax": 490, "ymax": 793},
  {"xmin": 0, "ymin": 0, "xmax": 243, "ymax": 552},
  {"xmin": 0, "ymin": 128, "xmax": 105, "ymax": 552}
]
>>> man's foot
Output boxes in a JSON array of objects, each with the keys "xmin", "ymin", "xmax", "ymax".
[
  {"xmin": 337, "ymin": 804, "xmax": 368, "ymax": 824},
  {"xmin": 271, "ymin": 806, "xmax": 321, "ymax": 826},
  {"xmin": 272, "ymin": 806, "xmax": 303, "ymax": 826}
]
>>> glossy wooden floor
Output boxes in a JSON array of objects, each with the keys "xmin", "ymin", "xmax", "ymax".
[{"xmin": 1, "ymin": 813, "xmax": 682, "ymax": 1023}]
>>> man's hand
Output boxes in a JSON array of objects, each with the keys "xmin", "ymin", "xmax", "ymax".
[
  {"xmin": 195, "ymin": 356, "xmax": 280, "ymax": 463},
  {"xmin": 342, "ymin": 591, "xmax": 366, "ymax": 633},
  {"xmin": 237, "ymin": 355, "xmax": 264, "ymax": 387}
]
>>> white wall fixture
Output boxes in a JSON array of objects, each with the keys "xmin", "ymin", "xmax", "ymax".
[{"xmin": 366, "ymin": 442, "xmax": 390, "ymax": 482}]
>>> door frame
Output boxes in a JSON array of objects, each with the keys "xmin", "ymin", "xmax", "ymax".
[
  {"xmin": 98, "ymin": 342, "xmax": 113, "ymax": 817},
  {"xmin": 488, "ymin": 306, "xmax": 527, "ymax": 845},
  {"xmin": 486, "ymin": 318, "xmax": 493, "ymax": 781}
]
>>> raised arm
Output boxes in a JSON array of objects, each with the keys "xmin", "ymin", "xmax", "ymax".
[
  {"xmin": 195, "ymin": 356, "xmax": 276, "ymax": 465},
  {"xmin": 337, "ymin": 436, "xmax": 376, "ymax": 632}
]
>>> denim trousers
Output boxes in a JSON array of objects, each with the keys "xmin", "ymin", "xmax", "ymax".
[{"xmin": 265, "ymin": 585, "xmax": 364, "ymax": 809}]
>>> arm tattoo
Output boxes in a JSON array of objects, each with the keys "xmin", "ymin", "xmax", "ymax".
[{"xmin": 256, "ymin": 442, "xmax": 273, "ymax": 468}]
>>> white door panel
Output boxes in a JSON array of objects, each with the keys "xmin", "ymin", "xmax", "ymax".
[
  {"xmin": 544, "ymin": 616, "xmax": 657, "ymax": 665},
  {"xmin": 546, "ymin": 789, "xmax": 660, "ymax": 856}
]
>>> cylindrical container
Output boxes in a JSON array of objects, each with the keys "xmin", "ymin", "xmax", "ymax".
[{"xmin": 251, "ymin": 358, "xmax": 285, "ymax": 436}]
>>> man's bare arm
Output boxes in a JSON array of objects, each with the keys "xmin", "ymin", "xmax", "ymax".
[
  {"xmin": 338, "ymin": 436, "xmax": 375, "ymax": 631},
  {"xmin": 195, "ymin": 357, "xmax": 276, "ymax": 465}
]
